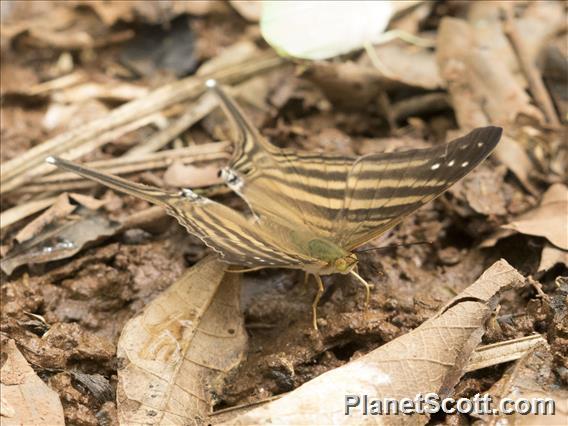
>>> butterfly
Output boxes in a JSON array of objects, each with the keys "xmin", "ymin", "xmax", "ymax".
[{"xmin": 47, "ymin": 80, "xmax": 502, "ymax": 329}]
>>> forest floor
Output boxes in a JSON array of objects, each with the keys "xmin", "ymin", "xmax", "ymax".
[{"xmin": 1, "ymin": 2, "xmax": 566, "ymax": 425}]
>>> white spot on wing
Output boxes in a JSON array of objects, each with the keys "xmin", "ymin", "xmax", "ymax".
[
  {"xmin": 431, "ymin": 163, "xmax": 440, "ymax": 170},
  {"xmin": 461, "ymin": 161, "xmax": 469, "ymax": 167},
  {"xmin": 447, "ymin": 160, "xmax": 455, "ymax": 167},
  {"xmin": 180, "ymin": 188, "xmax": 199, "ymax": 200},
  {"xmin": 477, "ymin": 142, "xmax": 484, "ymax": 147}
]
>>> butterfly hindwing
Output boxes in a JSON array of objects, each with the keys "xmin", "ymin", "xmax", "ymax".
[{"xmin": 46, "ymin": 157, "xmax": 320, "ymax": 269}]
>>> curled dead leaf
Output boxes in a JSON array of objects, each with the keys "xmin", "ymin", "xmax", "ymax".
[
  {"xmin": 502, "ymin": 183, "xmax": 568, "ymax": 250},
  {"xmin": 230, "ymin": 259, "xmax": 523, "ymax": 425},
  {"xmin": 538, "ymin": 243, "xmax": 568, "ymax": 272},
  {"xmin": 117, "ymin": 256, "xmax": 247, "ymax": 424}
]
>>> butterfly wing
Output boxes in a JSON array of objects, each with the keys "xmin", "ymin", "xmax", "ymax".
[
  {"xmin": 46, "ymin": 157, "xmax": 323, "ymax": 269},
  {"xmin": 209, "ymin": 83, "xmax": 502, "ymax": 252},
  {"xmin": 209, "ymin": 82, "xmax": 354, "ymax": 239},
  {"xmin": 334, "ymin": 126, "xmax": 503, "ymax": 250}
]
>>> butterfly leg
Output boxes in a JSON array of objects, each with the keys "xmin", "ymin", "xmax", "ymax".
[
  {"xmin": 312, "ymin": 274, "xmax": 325, "ymax": 330},
  {"xmin": 350, "ymin": 270, "xmax": 372, "ymax": 310}
]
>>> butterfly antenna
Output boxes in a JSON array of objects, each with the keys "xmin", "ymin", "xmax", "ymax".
[
  {"xmin": 45, "ymin": 156, "xmax": 175, "ymax": 207},
  {"xmin": 350, "ymin": 270, "xmax": 372, "ymax": 309},
  {"xmin": 226, "ymin": 266, "xmax": 264, "ymax": 273},
  {"xmin": 354, "ymin": 241, "xmax": 432, "ymax": 254}
]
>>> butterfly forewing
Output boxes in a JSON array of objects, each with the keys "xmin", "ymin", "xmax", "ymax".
[
  {"xmin": 212, "ymin": 83, "xmax": 502, "ymax": 255},
  {"xmin": 334, "ymin": 126, "xmax": 503, "ymax": 250},
  {"xmin": 209, "ymin": 82, "xmax": 355, "ymax": 239}
]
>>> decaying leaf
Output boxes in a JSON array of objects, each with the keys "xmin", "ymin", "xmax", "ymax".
[
  {"xmin": 449, "ymin": 163, "xmax": 508, "ymax": 216},
  {"xmin": 481, "ymin": 344, "xmax": 568, "ymax": 425},
  {"xmin": 0, "ymin": 338, "xmax": 65, "ymax": 426},
  {"xmin": 14, "ymin": 193, "xmax": 76, "ymax": 243},
  {"xmin": 436, "ymin": 16, "xmax": 542, "ymax": 194},
  {"xmin": 464, "ymin": 335, "xmax": 547, "ymax": 373},
  {"xmin": 363, "ymin": 40, "xmax": 443, "ymax": 90},
  {"xmin": 230, "ymin": 260, "xmax": 523, "ymax": 425},
  {"xmin": 163, "ymin": 161, "xmax": 222, "ymax": 188},
  {"xmin": 229, "ymin": 0, "xmax": 261, "ymax": 22},
  {"xmin": 503, "ymin": 183, "xmax": 568, "ymax": 250},
  {"xmin": 0, "ymin": 209, "xmax": 120, "ymax": 275},
  {"xmin": 117, "ymin": 256, "xmax": 247, "ymax": 425},
  {"xmin": 538, "ymin": 243, "xmax": 568, "ymax": 272}
]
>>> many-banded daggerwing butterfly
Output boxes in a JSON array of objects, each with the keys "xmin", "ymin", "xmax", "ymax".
[{"xmin": 47, "ymin": 80, "xmax": 502, "ymax": 329}]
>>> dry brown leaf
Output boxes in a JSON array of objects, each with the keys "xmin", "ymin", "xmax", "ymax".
[
  {"xmin": 14, "ymin": 193, "xmax": 76, "ymax": 243},
  {"xmin": 503, "ymin": 183, "xmax": 568, "ymax": 250},
  {"xmin": 229, "ymin": 0, "xmax": 261, "ymax": 22},
  {"xmin": 481, "ymin": 344, "xmax": 568, "ymax": 425},
  {"xmin": 437, "ymin": 17, "xmax": 543, "ymax": 128},
  {"xmin": 117, "ymin": 256, "xmax": 247, "ymax": 424},
  {"xmin": 1, "ymin": 212, "xmax": 120, "ymax": 275},
  {"xmin": 67, "ymin": 192, "xmax": 107, "ymax": 210},
  {"xmin": 436, "ymin": 17, "xmax": 541, "ymax": 194},
  {"xmin": 0, "ymin": 196, "xmax": 59, "ymax": 230},
  {"xmin": 301, "ymin": 61, "xmax": 387, "ymax": 109},
  {"xmin": 0, "ymin": 338, "xmax": 65, "ymax": 425},
  {"xmin": 230, "ymin": 259, "xmax": 523, "ymax": 425},
  {"xmin": 364, "ymin": 40, "xmax": 443, "ymax": 90},
  {"xmin": 79, "ymin": 0, "xmax": 228, "ymax": 26},
  {"xmin": 494, "ymin": 135, "xmax": 538, "ymax": 196},
  {"xmin": 464, "ymin": 335, "xmax": 547, "ymax": 373},
  {"xmin": 450, "ymin": 163, "xmax": 508, "ymax": 216},
  {"xmin": 538, "ymin": 243, "xmax": 568, "ymax": 272},
  {"xmin": 163, "ymin": 161, "xmax": 222, "ymax": 188}
]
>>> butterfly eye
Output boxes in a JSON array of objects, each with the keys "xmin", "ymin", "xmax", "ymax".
[{"xmin": 335, "ymin": 258, "xmax": 347, "ymax": 270}]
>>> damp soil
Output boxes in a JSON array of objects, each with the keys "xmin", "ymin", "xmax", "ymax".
[{"xmin": 1, "ymin": 3, "xmax": 567, "ymax": 425}]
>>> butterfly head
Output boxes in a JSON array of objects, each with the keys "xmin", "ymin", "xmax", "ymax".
[{"xmin": 333, "ymin": 253, "xmax": 358, "ymax": 273}]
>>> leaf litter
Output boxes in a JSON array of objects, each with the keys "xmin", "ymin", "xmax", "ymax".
[
  {"xmin": 117, "ymin": 256, "xmax": 246, "ymax": 424},
  {"xmin": 0, "ymin": 1, "xmax": 566, "ymax": 425}
]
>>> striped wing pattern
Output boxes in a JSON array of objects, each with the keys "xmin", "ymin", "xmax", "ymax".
[
  {"xmin": 336, "ymin": 126, "xmax": 503, "ymax": 250},
  {"xmin": 46, "ymin": 157, "xmax": 322, "ymax": 269},
  {"xmin": 211, "ymin": 83, "xmax": 502, "ymax": 251},
  {"xmin": 47, "ymin": 82, "xmax": 502, "ymax": 273},
  {"xmin": 211, "ymin": 84, "xmax": 354, "ymax": 239}
]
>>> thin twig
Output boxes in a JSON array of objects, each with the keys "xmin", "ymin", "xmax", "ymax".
[
  {"xmin": 502, "ymin": 7, "xmax": 561, "ymax": 127},
  {"xmin": 0, "ymin": 51, "xmax": 284, "ymax": 193},
  {"xmin": 126, "ymin": 91, "xmax": 220, "ymax": 156}
]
